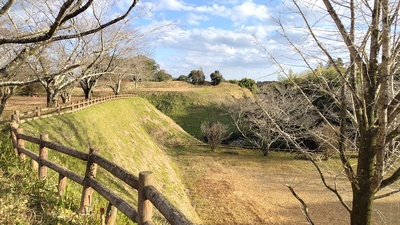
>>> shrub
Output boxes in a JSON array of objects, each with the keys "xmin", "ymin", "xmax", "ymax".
[
  {"xmin": 201, "ymin": 121, "xmax": 230, "ymax": 150},
  {"xmin": 238, "ymin": 78, "xmax": 258, "ymax": 93}
]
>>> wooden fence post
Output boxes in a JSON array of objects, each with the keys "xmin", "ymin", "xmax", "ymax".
[
  {"xmin": 10, "ymin": 122, "xmax": 19, "ymax": 156},
  {"xmin": 79, "ymin": 148, "xmax": 99, "ymax": 214},
  {"xmin": 14, "ymin": 110, "xmax": 20, "ymax": 124},
  {"xmin": 39, "ymin": 134, "xmax": 49, "ymax": 180},
  {"xmin": 105, "ymin": 202, "xmax": 118, "ymax": 225},
  {"xmin": 36, "ymin": 106, "xmax": 41, "ymax": 118},
  {"xmin": 16, "ymin": 128, "xmax": 25, "ymax": 160},
  {"xmin": 31, "ymin": 151, "xmax": 38, "ymax": 170},
  {"xmin": 58, "ymin": 174, "xmax": 67, "ymax": 196},
  {"xmin": 100, "ymin": 207, "xmax": 106, "ymax": 225},
  {"xmin": 138, "ymin": 171, "xmax": 153, "ymax": 225}
]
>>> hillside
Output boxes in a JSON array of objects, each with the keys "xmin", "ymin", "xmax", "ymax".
[
  {"xmin": 20, "ymin": 98, "xmax": 202, "ymax": 223},
  {"xmin": 136, "ymin": 81, "xmax": 254, "ymax": 139}
]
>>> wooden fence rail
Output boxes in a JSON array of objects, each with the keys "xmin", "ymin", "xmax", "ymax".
[
  {"xmin": 9, "ymin": 121, "xmax": 194, "ymax": 225},
  {"xmin": 11, "ymin": 94, "xmax": 137, "ymax": 124}
]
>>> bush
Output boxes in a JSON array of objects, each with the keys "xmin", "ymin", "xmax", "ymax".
[
  {"xmin": 176, "ymin": 75, "xmax": 190, "ymax": 82},
  {"xmin": 210, "ymin": 70, "xmax": 224, "ymax": 85},
  {"xmin": 188, "ymin": 70, "xmax": 205, "ymax": 85},
  {"xmin": 238, "ymin": 78, "xmax": 258, "ymax": 93},
  {"xmin": 201, "ymin": 121, "xmax": 230, "ymax": 150},
  {"xmin": 154, "ymin": 70, "xmax": 173, "ymax": 82}
]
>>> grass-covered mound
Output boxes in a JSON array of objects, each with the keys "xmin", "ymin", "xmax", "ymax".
[
  {"xmin": 137, "ymin": 82, "xmax": 254, "ymax": 139},
  {"xmin": 20, "ymin": 97, "xmax": 202, "ymax": 224}
]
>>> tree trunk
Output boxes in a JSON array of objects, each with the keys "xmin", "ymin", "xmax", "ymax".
[
  {"xmin": 115, "ymin": 80, "xmax": 121, "ymax": 95},
  {"xmin": 80, "ymin": 78, "xmax": 98, "ymax": 100},
  {"xmin": 83, "ymin": 87, "xmax": 93, "ymax": 100},
  {"xmin": 46, "ymin": 89, "xmax": 59, "ymax": 107},
  {"xmin": 0, "ymin": 96, "xmax": 9, "ymax": 118},
  {"xmin": 261, "ymin": 145, "xmax": 269, "ymax": 156},
  {"xmin": 0, "ymin": 86, "xmax": 15, "ymax": 118},
  {"xmin": 350, "ymin": 118, "xmax": 377, "ymax": 225},
  {"xmin": 60, "ymin": 92, "xmax": 72, "ymax": 103},
  {"xmin": 351, "ymin": 188, "xmax": 374, "ymax": 225},
  {"xmin": 111, "ymin": 80, "xmax": 122, "ymax": 95}
]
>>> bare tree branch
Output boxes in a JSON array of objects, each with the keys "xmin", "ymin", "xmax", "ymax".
[
  {"xmin": 380, "ymin": 168, "xmax": 400, "ymax": 189},
  {"xmin": 286, "ymin": 184, "xmax": 315, "ymax": 225},
  {"xmin": 0, "ymin": 78, "xmax": 39, "ymax": 87},
  {"xmin": 0, "ymin": 0, "xmax": 14, "ymax": 17},
  {"xmin": 375, "ymin": 187, "xmax": 400, "ymax": 199},
  {"xmin": 0, "ymin": 0, "xmax": 139, "ymax": 44}
]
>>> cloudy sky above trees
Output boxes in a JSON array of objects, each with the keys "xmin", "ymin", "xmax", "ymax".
[{"xmin": 127, "ymin": 0, "xmax": 318, "ymax": 81}]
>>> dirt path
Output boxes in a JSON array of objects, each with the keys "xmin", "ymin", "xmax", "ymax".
[{"xmin": 176, "ymin": 151, "xmax": 400, "ymax": 225}]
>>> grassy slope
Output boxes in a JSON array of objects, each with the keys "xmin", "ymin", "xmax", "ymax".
[
  {"xmin": 20, "ymin": 98, "xmax": 202, "ymax": 223},
  {"xmin": 137, "ymin": 82, "xmax": 254, "ymax": 139}
]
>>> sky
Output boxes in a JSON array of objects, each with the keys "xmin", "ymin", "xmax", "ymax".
[{"xmin": 127, "ymin": 0, "xmax": 307, "ymax": 81}]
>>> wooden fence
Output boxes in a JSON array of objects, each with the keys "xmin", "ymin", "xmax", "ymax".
[
  {"xmin": 11, "ymin": 94, "xmax": 137, "ymax": 124},
  {"xmin": 8, "ymin": 95, "xmax": 195, "ymax": 225}
]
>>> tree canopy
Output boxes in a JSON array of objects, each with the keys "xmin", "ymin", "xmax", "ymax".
[
  {"xmin": 188, "ymin": 69, "xmax": 205, "ymax": 85},
  {"xmin": 210, "ymin": 70, "xmax": 224, "ymax": 85},
  {"xmin": 238, "ymin": 78, "xmax": 258, "ymax": 93}
]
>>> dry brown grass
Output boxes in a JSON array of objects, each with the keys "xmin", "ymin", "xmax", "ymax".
[{"xmin": 173, "ymin": 147, "xmax": 400, "ymax": 225}]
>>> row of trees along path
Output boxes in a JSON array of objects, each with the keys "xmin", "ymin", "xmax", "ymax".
[{"xmin": 9, "ymin": 94, "xmax": 194, "ymax": 225}]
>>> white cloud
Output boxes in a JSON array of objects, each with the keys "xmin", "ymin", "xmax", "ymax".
[
  {"xmin": 230, "ymin": 1, "xmax": 270, "ymax": 23},
  {"xmin": 139, "ymin": 0, "xmax": 351, "ymax": 81},
  {"xmin": 147, "ymin": 0, "xmax": 272, "ymax": 24},
  {"xmin": 151, "ymin": 23, "xmax": 281, "ymax": 80},
  {"xmin": 156, "ymin": 0, "xmax": 192, "ymax": 11},
  {"xmin": 186, "ymin": 13, "xmax": 210, "ymax": 25}
]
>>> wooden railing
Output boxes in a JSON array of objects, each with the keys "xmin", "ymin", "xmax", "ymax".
[
  {"xmin": 11, "ymin": 94, "xmax": 137, "ymax": 124},
  {"xmin": 9, "ymin": 117, "xmax": 194, "ymax": 225}
]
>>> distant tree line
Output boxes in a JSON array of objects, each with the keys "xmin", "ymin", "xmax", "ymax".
[{"xmin": 176, "ymin": 69, "xmax": 258, "ymax": 94}]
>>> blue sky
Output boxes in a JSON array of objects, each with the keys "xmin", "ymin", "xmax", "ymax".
[
  {"xmin": 120, "ymin": 0, "xmax": 281, "ymax": 81},
  {"xmin": 127, "ymin": 0, "xmax": 335, "ymax": 81}
]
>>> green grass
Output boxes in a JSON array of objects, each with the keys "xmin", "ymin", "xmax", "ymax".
[
  {"xmin": 137, "ymin": 84, "xmax": 251, "ymax": 139},
  {"xmin": 19, "ymin": 98, "xmax": 202, "ymax": 224},
  {"xmin": 0, "ymin": 132, "xmax": 102, "ymax": 224}
]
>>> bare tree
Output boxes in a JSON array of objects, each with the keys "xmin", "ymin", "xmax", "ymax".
[
  {"xmin": 231, "ymin": 82, "xmax": 325, "ymax": 156},
  {"xmin": 102, "ymin": 34, "xmax": 155, "ymax": 95},
  {"xmin": 201, "ymin": 121, "xmax": 230, "ymax": 151},
  {"xmin": 0, "ymin": 0, "xmax": 140, "ymax": 110},
  {"xmin": 79, "ymin": 29, "xmax": 115, "ymax": 100},
  {"xmin": 130, "ymin": 55, "xmax": 158, "ymax": 88},
  {"xmin": 254, "ymin": 0, "xmax": 400, "ymax": 224},
  {"xmin": 0, "ymin": 85, "xmax": 15, "ymax": 116},
  {"xmin": 30, "ymin": 38, "xmax": 85, "ymax": 107},
  {"xmin": 60, "ymin": 81, "xmax": 76, "ymax": 103},
  {"xmin": 0, "ymin": 0, "xmax": 139, "ymax": 83},
  {"xmin": 230, "ymin": 99, "xmax": 279, "ymax": 156}
]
